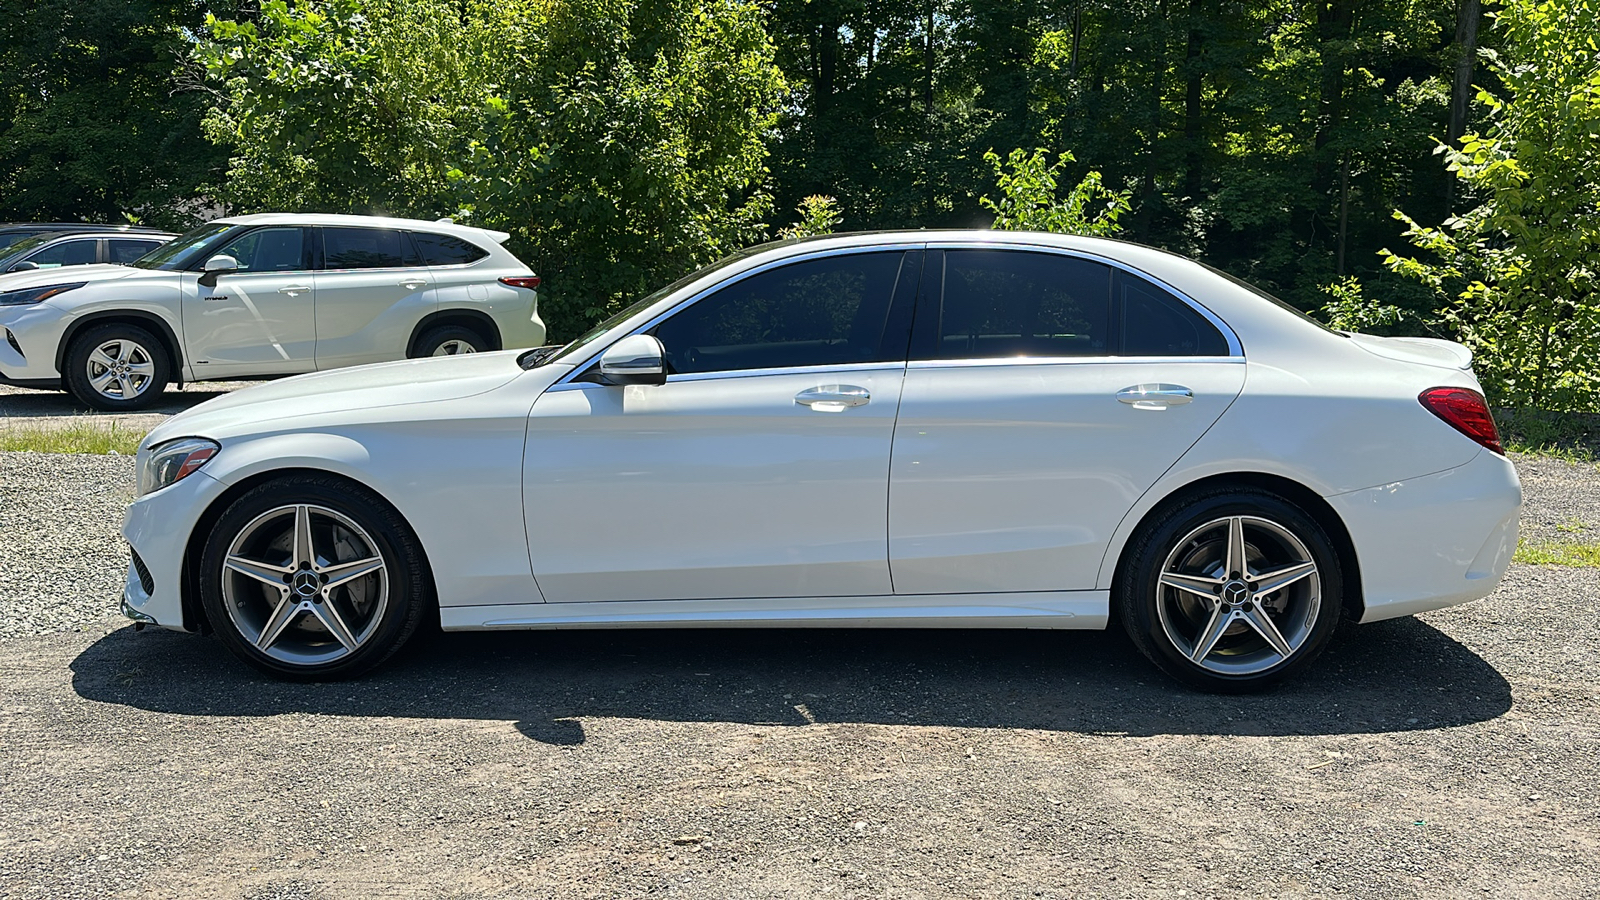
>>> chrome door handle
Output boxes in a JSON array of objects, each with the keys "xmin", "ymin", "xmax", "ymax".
[
  {"xmin": 278, "ymin": 285, "xmax": 311, "ymax": 297},
  {"xmin": 1117, "ymin": 384, "xmax": 1194, "ymax": 410},
  {"xmin": 399, "ymin": 279, "xmax": 428, "ymax": 290},
  {"xmin": 795, "ymin": 385, "xmax": 870, "ymax": 412}
]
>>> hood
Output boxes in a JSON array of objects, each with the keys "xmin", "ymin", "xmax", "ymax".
[
  {"xmin": 1348, "ymin": 333, "xmax": 1473, "ymax": 370},
  {"xmin": 0, "ymin": 263, "xmax": 155, "ymax": 293},
  {"xmin": 145, "ymin": 351, "xmax": 543, "ymax": 445}
]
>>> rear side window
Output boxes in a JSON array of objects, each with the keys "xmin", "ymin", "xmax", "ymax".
[
  {"xmin": 652, "ymin": 251, "xmax": 909, "ymax": 375},
  {"xmin": 322, "ymin": 228, "xmax": 415, "ymax": 270},
  {"xmin": 412, "ymin": 232, "xmax": 489, "ymax": 266},
  {"xmin": 110, "ymin": 239, "xmax": 161, "ymax": 264},
  {"xmin": 932, "ymin": 249, "xmax": 1112, "ymax": 358},
  {"xmin": 26, "ymin": 239, "xmax": 99, "ymax": 268},
  {"xmin": 1119, "ymin": 272, "xmax": 1229, "ymax": 356}
]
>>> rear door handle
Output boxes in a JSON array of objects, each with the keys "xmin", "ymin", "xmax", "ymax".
[
  {"xmin": 1116, "ymin": 384, "xmax": 1194, "ymax": 410},
  {"xmin": 796, "ymin": 385, "xmax": 870, "ymax": 412},
  {"xmin": 278, "ymin": 285, "xmax": 311, "ymax": 297}
]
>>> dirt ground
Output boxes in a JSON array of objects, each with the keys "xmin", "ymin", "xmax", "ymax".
[{"xmin": 1, "ymin": 382, "xmax": 1598, "ymax": 899}]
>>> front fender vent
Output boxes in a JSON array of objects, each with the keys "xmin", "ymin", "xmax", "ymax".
[{"xmin": 130, "ymin": 548, "xmax": 155, "ymax": 596}]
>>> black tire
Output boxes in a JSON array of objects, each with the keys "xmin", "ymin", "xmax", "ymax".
[
  {"xmin": 411, "ymin": 324, "xmax": 489, "ymax": 358},
  {"xmin": 63, "ymin": 323, "xmax": 171, "ymax": 411},
  {"xmin": 1115, "ymin": 486, "xmax": 1344, "ymax": 693},
  {"xmin": 198, "ymin": 474, "xmax": 431, "ymax": 680}
]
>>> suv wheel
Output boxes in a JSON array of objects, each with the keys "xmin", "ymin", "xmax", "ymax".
[
  {"xmin": 413, "ymin": 325, "xmax": 488, "ymax": 357},
  {"xmin": 64, "ymin": 323, "xmax": 171, "ymax": 411}
]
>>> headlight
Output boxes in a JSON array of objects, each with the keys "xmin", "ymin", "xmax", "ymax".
[
  {"xmin": 138, "ymin": 437, "xmax": 220, "ymax": 496},
  {"xmin": 0, "ymin": 282, "xmax": 87, "ymax": 306}
]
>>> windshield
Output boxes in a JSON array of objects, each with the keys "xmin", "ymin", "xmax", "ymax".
[
  {"xmin": 130, "ymin": 222, "xmax": 238, "ymax": 271},
  {"xmin": 529, "ymin": 244, "xmax": 786, "ymax": 369},
  {"xmin": 1202, "ymin": 262, "xmax": 1348, "ymax": 337}
]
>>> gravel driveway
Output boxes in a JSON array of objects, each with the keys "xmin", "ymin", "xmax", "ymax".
[{"xmin": 1, "ymin": 443, "xmax": 1598, "ymax": 898}]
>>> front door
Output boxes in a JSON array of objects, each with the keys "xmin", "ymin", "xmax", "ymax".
[
  {"xmin": 180, "ymin": 226, "xmax": 317, "ymax": 378},
  {"xmin": 523, "ymin": 250, "xmax": 922, "ymax": 603},
  {"xmin": 888, "ymin": 248, "xmax": 1247, "ymax": 594}
]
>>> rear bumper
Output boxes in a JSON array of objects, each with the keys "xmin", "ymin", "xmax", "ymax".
[{"xmin": 1328, "ymin": 450, "xmax": 1522, "ymax": 623}]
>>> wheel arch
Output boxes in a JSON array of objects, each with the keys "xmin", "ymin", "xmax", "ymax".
[
  {"xmin": 406, "ymin": 309, "xmax": 502, "ymax": 357},
  {"xmin": 1106, "ymin": 471, "xmax": 1364, "ymax": 624},
  {"xmin": 180, "ymin": 466, "xmax": 439, "ymax": 634},
  {"xmin": 56, "ymin": 309, "xmax": 185, "ymax": 383}
]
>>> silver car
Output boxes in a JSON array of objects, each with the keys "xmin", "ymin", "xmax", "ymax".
[
  {"xmin": 0, "ymin": 229, "xmax": 176, "ymax": 274},
  {"xmin": 0, "ymin": 213, "xmax": 544, "ymax": 410}
]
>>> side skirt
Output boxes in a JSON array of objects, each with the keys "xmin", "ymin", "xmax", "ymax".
[{"xmin": 439, "ymin": 591, "xmax": 1109, "ymax": 631}]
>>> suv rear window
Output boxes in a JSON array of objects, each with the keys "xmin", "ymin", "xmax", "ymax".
[{"xmin": 412, "ymin": 232, "xmax": 488, "ymax": 266}]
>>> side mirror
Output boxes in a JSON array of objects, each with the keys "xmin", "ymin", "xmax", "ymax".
[
  {"xmin": 8, "ymin": 261, "xmax": 39, "ymax": 272},
  {"xmin": 198, "ymin": 254, "xmax": 239, "ymax": 288},
  {"xmin": 598, "ymin": 334, "xmax": 667, "ymax": 385}
]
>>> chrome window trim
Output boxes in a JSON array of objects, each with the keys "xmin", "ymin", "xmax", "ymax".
[
  {"xmin": 922, "ymin": 240, "xmax": 1244, "ymax": 358},
  {"xmin": 907, "ymin": 355, "xmax": 1245, "ymax": 370},
  {"xmin": 552, "ymin": 243, "xmax": 927, "ymax": 387},
  {"xmin": 545, "ymin": 360, "xmax": 907, "ymax": 392}
]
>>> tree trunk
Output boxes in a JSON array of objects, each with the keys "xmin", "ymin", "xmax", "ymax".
[
  {"xmin": 1312, "ymin": 0, "xmax": 1354, "ymax": 203},
  {"xmin": 1446, "ymin": 0, "xmax": 1482, "ymax": 208},
  {"xmin": 1183, "ymin": 0, "xmax": 1207, "ymax": 200},
  {"xmin": 924, "ymin": 5, "xmax": 935, "ymax": 116}
]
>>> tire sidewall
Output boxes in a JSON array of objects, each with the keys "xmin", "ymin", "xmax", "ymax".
[
  {"xmin": 64, "ymin": 323, "xmax": 171, "ymax": 411},
  {"xmin": 413, "ymin": 325, "xmax": 487, "ymax": 358},
  {"xmin": 198, "ymin": 476, "xmax": 429, "ymax": 680},
  {"xmin": 1117, "ymin": 489, "xmax": 1344, "ymax": 692}
]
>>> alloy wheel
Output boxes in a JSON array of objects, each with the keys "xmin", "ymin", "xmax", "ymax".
[
  {"xmin": 431, "ymin": 339, "xmax": 478, "ymax": 356},
  {"xmin": 85, "ymin": 339, "xmax": 156, "ymax": 400}
]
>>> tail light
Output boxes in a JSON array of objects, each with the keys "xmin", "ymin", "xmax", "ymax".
[
  {"xmin": 499, "ymin": 275, "xmax": 541, "ymax": 290},
  {"xmin": 1419, "ymin": 387, "xmax": 1503, "ymax": 455}
]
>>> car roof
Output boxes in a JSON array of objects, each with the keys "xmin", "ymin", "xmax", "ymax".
[
  {"xmin": 213, "ymin": 213, "xmax": 512, "ymax": 245},
  {"xmin": 0, "ymin": 222, "xmax": 170, "ymax": 234}
]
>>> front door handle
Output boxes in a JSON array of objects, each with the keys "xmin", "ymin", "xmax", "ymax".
[
  {"xmin": 278, "ymin": 285, "xmax": 311, "ymax": 297},
  {"xmin": 399, "ymin": 279, "xmax": 428, "ymax": 290},
  {"xmin": 1116, "ymin": 384, "xmax": 1194, "ymax": 410},
  {"xmin": 796, "ymin": 385, "xmax": 870, "ymax": 412}
]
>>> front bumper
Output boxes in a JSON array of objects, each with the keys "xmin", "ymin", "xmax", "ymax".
[
  {"xmin": 0, "ymin": 304, "xmax": 68, "ymax": 382},
  {"xmin": 120, "ymin": 468, "xmax": 231, "ymax": 632},
  {"xmin": 1328, "ymin": 449, "xmax": 1522, "ymax": 623}
]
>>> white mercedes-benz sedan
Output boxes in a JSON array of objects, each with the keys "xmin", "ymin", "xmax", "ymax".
[{"xmin": 119, "ymin": 231, "xmax": 1521, "ymax": 691}]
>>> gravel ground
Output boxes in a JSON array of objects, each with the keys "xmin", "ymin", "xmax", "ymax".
[{"xmin": 1, "ymin": 450, "xmax": 1598, "ymax": 898}]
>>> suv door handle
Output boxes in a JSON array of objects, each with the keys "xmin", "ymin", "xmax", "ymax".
[
  {"xmin": 1116, "ymin": 384, "xmax": 1194, "ymax": 410},
  {"xmin": 796, "ymin": 385, "xmax": 870, "ymax": 412},
  {"xmin": 278, "ymin": 285, "xmax": 311, "ymax": 297},
  {"xmin": 399, "ymin": 279, "xmax": 428, "ymax": 290}
]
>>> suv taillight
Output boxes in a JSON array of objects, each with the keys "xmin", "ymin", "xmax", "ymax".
[
  {"xmin": 1419, "ymin": 387, "xmax": 1503, "ymax": 455},
  {"xmin": 500, "ymin": 275, "xmax": 541, "ymax": 289}
]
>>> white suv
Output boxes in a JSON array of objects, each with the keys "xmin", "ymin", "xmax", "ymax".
[{"xmin": 0, "ymin": 213, "xmax": 545, "ymax": 410}]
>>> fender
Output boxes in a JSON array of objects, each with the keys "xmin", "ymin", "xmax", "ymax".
[
  {"xmin": 407, "ymin": 308, "xmax": 502, "ymax": 356},
  {"xmin": 57, "ymin": 308, "xmax": 186, "ymax": 383}
]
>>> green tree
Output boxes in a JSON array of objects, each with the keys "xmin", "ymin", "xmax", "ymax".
[
  {"xmin": 1383, "ymin": 0, "xmax": 1600, "ymax": 411},
  {"xmin": 980, "ymin": 148, "xmax": 1130, "ymax": 236}
]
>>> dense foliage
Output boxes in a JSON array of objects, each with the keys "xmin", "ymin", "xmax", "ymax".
[{"xmin": 1, "ymin": 0, "xmax": 1594, "ymax": 408}]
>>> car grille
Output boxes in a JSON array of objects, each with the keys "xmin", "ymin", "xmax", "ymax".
[{"xmin": 130, "ymin": 548, "xmax": 155, "ymax": 596}]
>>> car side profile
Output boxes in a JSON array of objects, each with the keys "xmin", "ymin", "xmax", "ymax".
[
  {"xmin": 0, "ymin": 222, "xmax": 171, "ymax": 257},
  {"xmin": 119, "ymin": 231, "xmax": 1522, "ymax": 691},
  {"xmin": 0, "ymin": 213, "xmax": 544, "ymax": 410},
  {"xmin": 0, "ymin": 229, "xmax": 176, "ymax": 273}
]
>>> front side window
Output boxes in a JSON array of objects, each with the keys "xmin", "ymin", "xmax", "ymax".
[
  {"xmin": 651, "ymin": 252, "xmax": 909, "ymax": 375},
  {"xmin": 25, "ymin": 239, "xmax": 99, "ymax": 269},
  {"xmin": 321, "ymin": 228, "xmax": 413, "ymax": 270},
  {"xmin": 217, "ymin": 227, "xmax": 308, "ymax": 273},
  {"xmin": 931, "ymin": 249, "xmax": 1112, "ymax": 359}
]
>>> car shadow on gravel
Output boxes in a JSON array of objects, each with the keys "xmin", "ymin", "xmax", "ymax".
[{"xmin": 70, "ymin": 617, "xmax": 1510, "ymax": 744}]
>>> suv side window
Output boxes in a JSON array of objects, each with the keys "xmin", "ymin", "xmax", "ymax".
[
  {"xmin": 651, "ymin": 251, "xmax": 911, "ymax": 375},
  {"xmin": 110, "ymin": 239, "xmax": 161, "ymax": 264},
  {"xmin": 412, "ymin": 232, "xmax": 489, "ymax": 266},
  {"xmin": 26, "ymin": 238, "xmax": 99, "ymax": 269},
  {"xmin": 321, "ymin": 228, "xmax": 416, "ymax": 270},
  {"xmin": 1118, "ymin": 270, "xmax": 1229, "ymax": 356},
  {"xmin": 930, "ymin": 249, "xmax": 1112, "ymax": 358},
  {"xmin": 216, "ymin": 227, "xmax": 308, "ymax": 272}
]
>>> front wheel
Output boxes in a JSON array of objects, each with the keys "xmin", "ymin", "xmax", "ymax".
[
  {"xmin": 1115, "ymin": 487, "xmax": 1343, "ymax": 692},
  {"xmin": 198, "ymin": 475, "xmax": 431, "ymax": 680},
  {"xmin": 63, "ymin": 323, "xmax": 170, "ymax": 411}
]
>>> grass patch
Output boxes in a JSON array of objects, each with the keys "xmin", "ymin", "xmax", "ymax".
[
  {"xmin": 0, "ymin": 421, "xmax": 144, "ymax": 455},
  {"xmin": 1514, "ymin": 540, "xmax": 1600, "ymax": 568},
  {"xmin": 1497, "ymin": 407, "xmax": 1600, "ymax": 462}
]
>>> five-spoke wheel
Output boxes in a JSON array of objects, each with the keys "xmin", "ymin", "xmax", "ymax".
[
  {"xmin": 200, "ymin": 476, "xmax": 429, "ymax": 679},
  {"xmin": 1118, "ymin": 488, "xmax": 1342, "ymax": 692}
]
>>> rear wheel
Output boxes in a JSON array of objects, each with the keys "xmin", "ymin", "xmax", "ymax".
[
  {"xmin": 198, "ymin": 475, "xmax": 430, "ymax": 680},
  {"xmin": 63, "ymin": 323, "xmax": 170, "ymax": 411},
  {"xmin": 1116, "ymin": 487, "xmax": 1343, "ymax": 692},
  {"xmin": 412, "ymin": 324, "xmax": 488, "ymax": 358}
]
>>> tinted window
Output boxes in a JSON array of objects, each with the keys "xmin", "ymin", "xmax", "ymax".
[
  {"xmin": 412, "ymin": 232, "xmax": 488, "ymax": 266},
  {"xmin": 322, "ymin": 228, "xmax": 413, "ymax": 269},
  {"xmin": 26, "ymin": 239, "xmax": 98, "ymax": 268},
  {"xmin": 217, "ymin": 227, "xmax": 307, "ymax": 272},
  {"xmin": 1120, "ymin": 272, "xmax": 1229, "ymax": 356},
  {"xmin": 110, "ymin": 239, "xmax": 161, "ymax": 264},
  {"xmin": 652, "ymin": 252, "xmax": 908, "ymax": 375},
  {"xmin": 932, "ymin": 250, "xmax": 1112, "ymax": 358}
]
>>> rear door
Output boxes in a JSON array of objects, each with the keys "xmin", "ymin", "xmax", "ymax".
[
  {"xmin": 313, "ymin": 227, "xmax": 436, "ymax": 369},
  {"xmin": 887, "ymin": 247, "xmax": 1246, "ymax": 594},
  {"xmin": 180, "ymin": 226, "xmax": 317, "ymax": 377}
]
